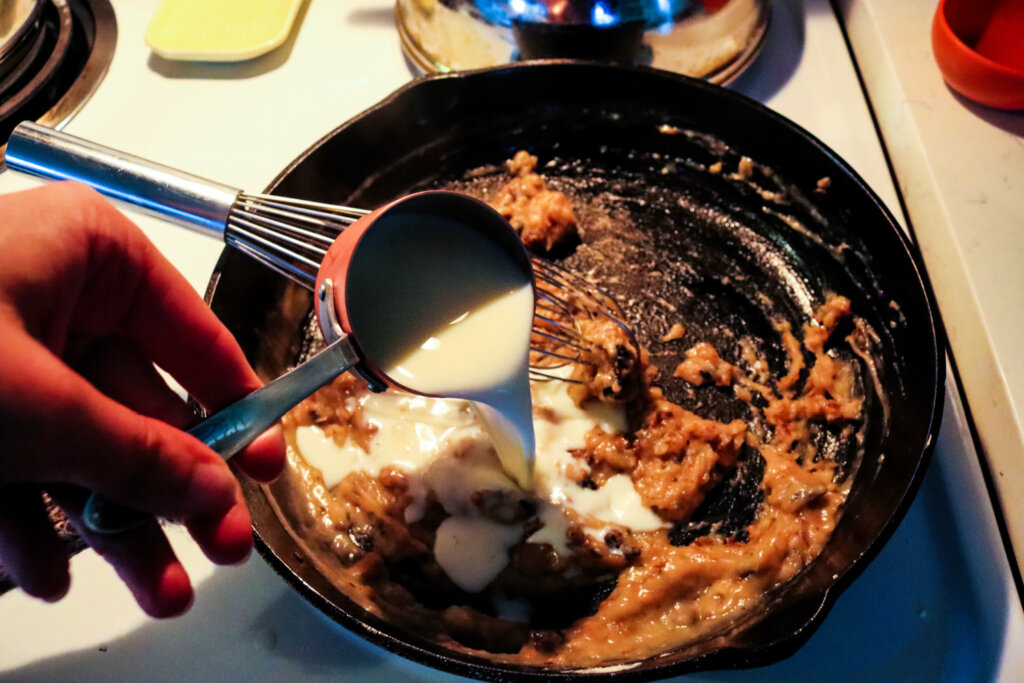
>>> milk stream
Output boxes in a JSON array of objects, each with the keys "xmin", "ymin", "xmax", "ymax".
[
  {"xmin": 385, "ymin": 285, "xmax": 536, "ymax": 487},
  {"xmin": 344, "ymin": 210, "xmax": 537, "ymax": 488}
]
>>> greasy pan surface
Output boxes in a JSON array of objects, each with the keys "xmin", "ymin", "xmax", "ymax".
[{"xmin": 206, "ymin": 62, "xmax": 943, "ymax": 680}]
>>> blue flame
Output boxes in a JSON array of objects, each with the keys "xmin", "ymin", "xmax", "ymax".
[
  {"xmin": 505, "ymin": 0, "xmax": 550, "ymax": 22},
  {"xmin": 591, "ymin": 1, "xmax": 616, "ymax": 25},
  {"xmin": 477, "ymin": 0, "xmax": 692, "ymax": 28}
]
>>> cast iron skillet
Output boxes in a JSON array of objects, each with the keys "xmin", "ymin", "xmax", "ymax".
[{"xmin": 205, "ymin": 62, "xmax": 944, "ymax": 680}]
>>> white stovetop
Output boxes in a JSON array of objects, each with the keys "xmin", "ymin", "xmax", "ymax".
[
  {"xmin": 1, "ymin": 0, "xmax": 1022, "ymax": 680},
  {"xmin": 838, "ymin": 0, "xmax": 1024, "ymax": 579}
]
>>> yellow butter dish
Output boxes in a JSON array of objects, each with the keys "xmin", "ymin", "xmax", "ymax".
[{"xmin": 146, "ymin": 0, "xmax": 305, "ymax": 62}]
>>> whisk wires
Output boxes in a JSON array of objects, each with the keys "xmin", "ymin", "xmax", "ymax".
[
  {"xmin": 223, "ymin": 193, "xmax": 634, "ymax": 382},
  {"xmin": 226, "ymin": 193, "xmax": 368, "ymax": 287}
]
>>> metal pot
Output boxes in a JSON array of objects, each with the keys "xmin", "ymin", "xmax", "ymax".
[{"xmin": 0, "ymin": 0, "xmax": 45, "ymax": 81}]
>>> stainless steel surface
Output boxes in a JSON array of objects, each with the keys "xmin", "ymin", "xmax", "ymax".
[
  {"xmin": 317, "ymin": 278, "xmax": 345, "ymax": 345},
  {"xmin": 6, "ymin": 121, "xmax": 240, "ymax": 236},
  {"xmin": 37, "ymin": 0, "xmax": 117, "ymax": 131},
  {"xmin": 6, "ymin": 122, "xmax": 366, "ymax": 267},
  {"xmin": 0, "ymin": 18, "xmax": 45, "ymax": 96},
  {"xmin": 82, "ymin": 334, "xmax": 363, "ymax": 534},
  {"xmin": 317, "ymin": 279, "xmax": 389, "ymax": 393},
  {"xmin": 227, "ymin": 204, "xmax": 637, "ymax": 384},
  {"xmin": 228, "ymin": 207, "xmax": 636, "ymax": 385},
  {"xmin": 3, "ymin": 122, "xmax": 638, "ymax": 387},
  {"xmin": 0, "ymin": 0, "xmax": 117, "ymax": 167},
  {"xmin": 0, "ymin": 0, "xmax": 72, "ymax": 119},
  {"xmin": 529, "ymin": 257, "xmax": 637, "ymax": 382},
  {"xmin": 0, "ymin": 0, "xmax": 44, "ymax": 63},
  {"xmin": 396, "ymin": 0, "xmax": 770, "ymax": 83},
  {"xmin": 226, "ymin": 193, "xmax": 365, "ymax": 287}
]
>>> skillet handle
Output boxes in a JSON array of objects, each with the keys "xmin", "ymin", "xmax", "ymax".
[
  {"xmin": 4, "ymin": 121, "xmax": 240, "ymax": 239},
  {"xmin": 81, "ymin": 336, "xmax": 361, "ymax": 535}
]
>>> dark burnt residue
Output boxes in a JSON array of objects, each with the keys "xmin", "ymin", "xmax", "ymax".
[
  {"xmin": 437, "ymin": 141, "xmax": 887, "ymax": 540},
  {"xmin": 669, "ymin": 444, "xmax": 766, "ymax": 547}
]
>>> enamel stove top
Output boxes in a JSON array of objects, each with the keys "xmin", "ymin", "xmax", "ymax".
[{"xmin": 0, "ymin": 1, "xmax": 1021, "ymax": 680}]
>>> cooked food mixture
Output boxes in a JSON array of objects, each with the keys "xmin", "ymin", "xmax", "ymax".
[
  {"xmin": 489, "ymin": 151, "xmax": 580, "ymax": 255},
  {"xmin": 269, "ymin": 153, "xmax": 866, "ymax": 667}
]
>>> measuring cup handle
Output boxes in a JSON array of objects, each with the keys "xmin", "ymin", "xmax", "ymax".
[{"xmin": 82, "ymin": 336, "xmax": 362, "ymax": 535}]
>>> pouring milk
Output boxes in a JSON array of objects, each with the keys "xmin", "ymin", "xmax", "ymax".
[{"xmin": 342, "ymin": 206, "xmax": 536, "ymax": 488}]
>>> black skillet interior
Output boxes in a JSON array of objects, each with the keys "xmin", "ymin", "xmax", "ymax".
[{"xmin": 207, "ymin": 62, "xmax": 944, "ymax": 680}]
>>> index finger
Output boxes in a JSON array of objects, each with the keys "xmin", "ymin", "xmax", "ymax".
[
  {"xmin": 65, "ymin": 185, "xmax": 286, "ymax": 482},
  {"xmin": 57, "ymin": 183, "xmax": 262, "ymax": 410}
]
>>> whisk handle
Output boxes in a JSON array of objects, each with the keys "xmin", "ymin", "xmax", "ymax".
[
  {"xmin": 81, "ymin": 336, "xmax": 362, "ymax": 535},
  {"xmin": 5, "ymin": 122, "xmax": 239, "ymax": 238}
]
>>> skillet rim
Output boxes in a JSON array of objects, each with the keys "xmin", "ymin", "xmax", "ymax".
[{"xmin": 208, "ymin": 60, "xmax": 946, "ymax": 680}]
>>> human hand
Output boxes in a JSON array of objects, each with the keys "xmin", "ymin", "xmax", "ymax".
[{"xmin": 0, "ymin": 183, "xmax": 286, "ymax": 617}]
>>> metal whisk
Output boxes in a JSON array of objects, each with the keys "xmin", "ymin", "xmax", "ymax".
[
  {"xmin": 6, "ymin": 122, "xmax": 635, "ymax": 381},
  {"xmin": 227, "ymin": 193, "xmax": 635, "ymax": 382},
  {"xmin": 6, "ymin": 122, "xmax": 644, "ymax": 535}
]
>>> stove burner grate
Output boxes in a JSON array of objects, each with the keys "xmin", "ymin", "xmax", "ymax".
[{"xmin": 0, "ymin": 0, "xmax": 115, "ymax": 159}]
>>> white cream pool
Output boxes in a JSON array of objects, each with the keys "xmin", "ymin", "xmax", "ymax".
[{"xmin": 291, "ymin": 367, "xmax": 666, "ymax": 592}]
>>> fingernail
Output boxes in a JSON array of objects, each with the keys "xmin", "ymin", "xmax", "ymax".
[{"xmin": 184, "ymin": 463, "xmax": 237, "ymax": 513}]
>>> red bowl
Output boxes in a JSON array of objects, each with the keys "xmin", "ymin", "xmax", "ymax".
[{"xmin": 932, "ymin": 0, "xmax": 1024, "ymax": 110}]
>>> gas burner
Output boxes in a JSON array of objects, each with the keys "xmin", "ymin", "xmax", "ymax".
[
  {"xmin": 397, "ymin": 0, "xmax": 769, "ymax": 83},
  {"xmin": 0, "ymin": 0, "xmax": 115, "ymax": 159}
]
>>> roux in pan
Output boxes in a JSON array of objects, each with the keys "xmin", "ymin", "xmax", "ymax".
[{"xmin": 268, "ymin": 151, "xmax": 868, "ymax": 666}]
